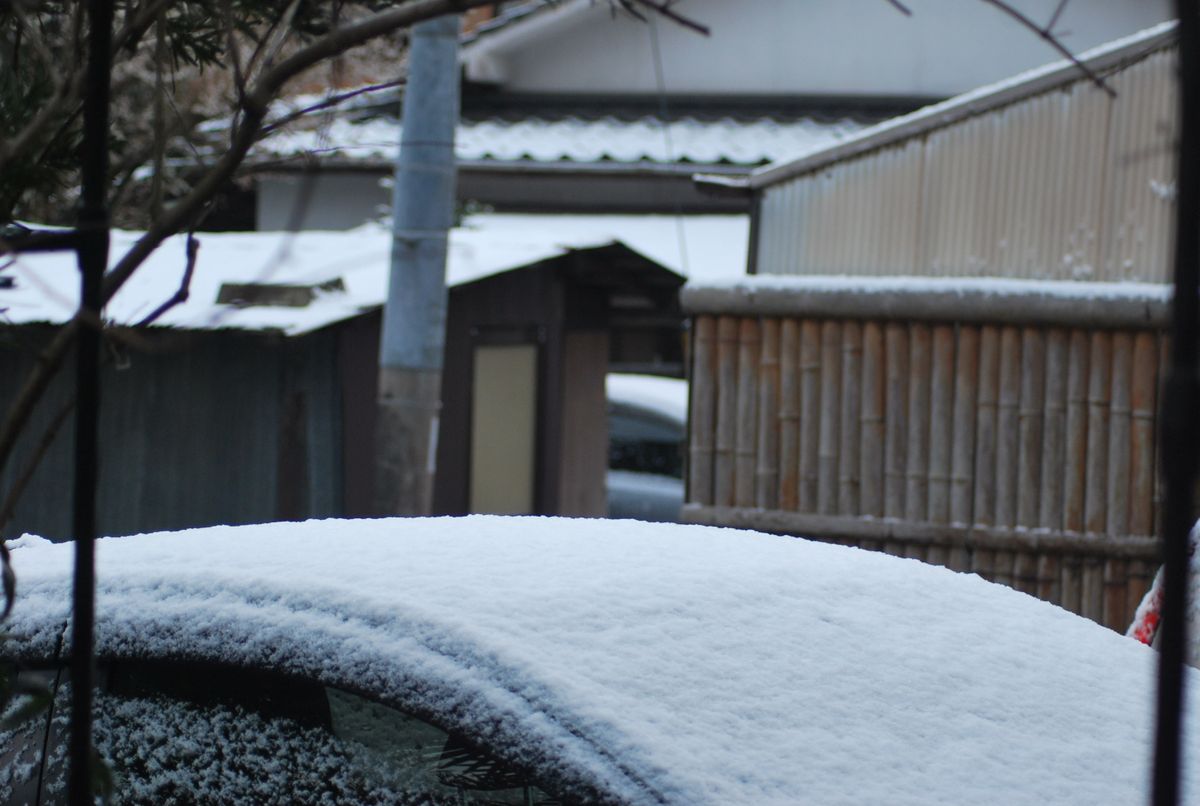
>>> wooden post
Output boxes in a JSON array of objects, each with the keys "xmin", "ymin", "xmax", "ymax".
[
  {"xmin": 928, "ymin": 325, "xmax": 955, "ymax": 524},
  {"xmin": 995, "ymin": 326, "xmax": 1021, "ymax": 528},
  {"xmin": 884, "ymin": 323, "xmax": 909, "ymax": 519},
  {"xmin": 756, "ymin": 318, "xmax": 781, "ymax": 510},
  {"xmin": 1130, "ymin": 331, "xmax": 1158, "ymax": 536},
  {"xmin": 840, "ymin": 321, "xmax": 863, "ymax": 515},
  {"xmin": 1064, "ymin": 329, "xmax": 1090, "ymax": 533},
  {"xmin": 1085, "ymin": 331, "xmax": 1111, "ymax": 535},
  {"xmin": 714, "ymin": 316, "xmax": 739, "ymax": 507},
  {"xmin": 860, "ymin": 322, "xmax": 886, "ymax": 518},
  {"xmin": 973, "ymin": 326, "xmax": 1000, "ymax": 526},
  {"xmin": 1107, "ymin": 332, "xmax": 1133, "ymax": 537},
  {"xmin": 735, "ymin": 318, "xmax": 760, "ymax": 508},
  {"xmin": 799, "ymin": 321, "xmax": 822, "ymax": 512},
  {"xmin": 906, "ymin": 324, "xmax": 932, "ymax": 522},
  {"xmin": 688, "ymin": 315, "xmax": 717, "ymax": 506},
  {"xmin": 818, "ymin": 321, "xmax": 842, "ymax": 515},
  {"xmin": 951, "ymin": 325, "xmax": 979, "ymax": 527},
  {"xmin": 778, "ymin": 319, "xmax": 801, "ymax": 511},
  {"xmin": 1017, "ymin": 327, "xmax": 1045, "ymax": 527},
  {"xmin": 1039, "ymin": 328, "xmax": 1068, "ymax": 531}
]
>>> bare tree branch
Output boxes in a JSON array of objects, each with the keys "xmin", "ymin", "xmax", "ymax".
[
  {"xmin": 136, "ymin": 232, "xmax": 199, "ymax": 327},
  {"xmin": 882, "ymin": 0, "xmax": 913, "ymax": 16},
  {"xmin": 621, "ymin": 0, "xmax": 710, "ymax": 36},
  {"xmin": 259, "ymin": 79, "xmax": 405, "ymax": 136},
  {"xmin": 977, "ymin": 0, "xmax": 1115, "ymax": 97}
]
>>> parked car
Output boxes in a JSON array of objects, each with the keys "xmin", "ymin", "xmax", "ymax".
[
  {"xmin": 2, "ymin": 517, "xmax": 1197, "ymax": 804},
  {"xmin": 605, "ymin": 373, "xmax": 687, "ymax": 522}
]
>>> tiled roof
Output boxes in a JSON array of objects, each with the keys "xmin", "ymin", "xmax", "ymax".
[{"xmin": 255, "ymin": 114, "xmax": 861, "ymax": 167}]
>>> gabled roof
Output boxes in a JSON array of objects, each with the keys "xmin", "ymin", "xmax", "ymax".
[{"xmin": 0, "ymin": 213, "xmax": 747, "ymax": 336}]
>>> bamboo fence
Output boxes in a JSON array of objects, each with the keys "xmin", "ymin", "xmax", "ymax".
[{"xmin": 682, "ymin": 283, "xmax": 1169, "ymax": 631}]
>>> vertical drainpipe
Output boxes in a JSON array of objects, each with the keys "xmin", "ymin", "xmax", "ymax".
[{"xmin": 373, "ymin": 14, "xmax": 460, "ymax": 516}]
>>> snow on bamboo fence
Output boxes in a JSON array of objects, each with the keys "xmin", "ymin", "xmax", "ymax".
[{"xmin": 682, "ymin": 277, "xmax": 1172, "ymax": 631}]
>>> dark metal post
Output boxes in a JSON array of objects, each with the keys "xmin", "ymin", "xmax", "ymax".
[
  {"xmin": 69, "ymin": 0, "xmax": 112, "ymax": 803},
  {"xmin": 1154, "ymin": 4, "xmax": 1199, "ymax": 805}
]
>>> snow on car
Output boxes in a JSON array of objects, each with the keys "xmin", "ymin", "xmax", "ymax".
[
  {"xmin": 605, "ymin": 374, "xmax": 687, "ymax": 522},
  {"xmin": 2, "ymin": 517, "xmax": 1197, "ymax": 804}
]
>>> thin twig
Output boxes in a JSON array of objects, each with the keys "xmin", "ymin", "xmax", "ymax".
[
  {"xmin": 623, "ymin": 0, "xmax": 709, "ymax": 36},
  {"xmin": 136, "ymin": 232, "xmax": 198, "ymax": 327},
  {"xmin": 882, "ymin": 0, "xmax": 913, "ymax": 16},
  {"xmin": 260, "ymin": 79, "xmax": 405, "ymax": 136},
  {"xmin": 977, "ymin": 0, "xmax": 1115, "ymax": 97}
]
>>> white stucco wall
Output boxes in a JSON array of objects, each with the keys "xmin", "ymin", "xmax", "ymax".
[{"xmin": 465, "ymin": 0, "xmax": 1173, "ymax": 99}]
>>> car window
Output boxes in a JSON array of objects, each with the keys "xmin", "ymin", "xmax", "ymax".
[
  {"xmin": 28, "ymin": 659, "xmax": 561, "ymax": 805},
  {"xmin": 608, "ymin": 407, "xmax": 683, "ymax": 479}
]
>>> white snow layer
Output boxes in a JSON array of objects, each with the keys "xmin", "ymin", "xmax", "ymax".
[
  {"xmin": 6, "ymin": 517, "xmax": 1198, "ymax": 805},
  {"xmin": 687, "ymin": 272, "xmax": 1172, "ymax": 302},
  {"xmin": 256, "ymin": 115, "xmax": 862, "ymax": 167},
  {"xmin": 0, "ymin": 214, "xmax": 747, "ymax": 335},
  {"xmin": 605, "ymin": 373, "xmax": 688, "ymax": 424}
]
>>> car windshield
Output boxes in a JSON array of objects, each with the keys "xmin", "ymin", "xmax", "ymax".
[{"xmin": 7, "ymin": 659, "xmax": 560, "ymax": 805}]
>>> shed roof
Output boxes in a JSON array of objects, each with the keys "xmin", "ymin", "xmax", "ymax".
[
  {"xmin": 0, "ymin": 213, "xmax": 747, "ymax": 336},
  {"xmin": 741, "ymin": 20, "xmax": 1178, "ymax": 191}
]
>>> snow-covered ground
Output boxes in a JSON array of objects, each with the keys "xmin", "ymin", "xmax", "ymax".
[{"xmin": 6, "ymin": 517, "xmax": 1197, "ymax": 804}]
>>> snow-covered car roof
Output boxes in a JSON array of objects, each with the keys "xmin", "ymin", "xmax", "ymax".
[
  {"xmin": 6, "ymin": 517, "xmax": 1197, "ymax": 804},
  {"xmin": 605, "ymin": 373, "xmax": 688, "ymax": 426}
]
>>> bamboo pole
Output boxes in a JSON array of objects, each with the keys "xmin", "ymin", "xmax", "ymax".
[
  {"xmin": 1037, "ymin": 554, "xmax": 1062, "ymax": 605},
  {"xmin": 714, "ymin": 316, "xmax": 739, "ymax": 507},
  {"xmin": 1039, "ymin": 328, "xmax": 1068, "ymax": 530},
  {"xmin": 995, "ymin": 326, "xmax": 1022, "ymax": 528},
  {"xmin": 1107, "ymin": 332, "xmax": 1133, "ymax": 537},
  {"xmin": 840, "ymin": 321, "xmax": 863, "ymax": 515},
  {"xmin": 951, "ymin": 325, "xmax": 979, "ymax": 527},
  {"xmin": 992, "ymin": 550, "xmax": 1015, "ymax": 588},
  {"xmin": 946, "ymin": 545, "xmax": 971, "ymax": 573},
  {"xmin": 906, "ymin": 324, "xmax": 932, "ymax": 522},
  {"xmin": 1014, "ymin": 551, "xmax": 1038, "ymax": 596},
  {"xmin": 1103, "ymin": 558, "xmax": 1129, "ymax": 631},
  {"xmin": 928, "ymin": 325, "xmax": 955, "ymax": 523},
  {"xmin": 1064, "ymin": 329, "xmax": 1090, "ymax": 533},
  {"xmin": 818, "ymin": 321, "xmax": 842, "ymax": 515},
  {"xmin": 778, "ymin": 319, "xmax": 801, "ymax": 511},
  {"xmin": 1154, "ymin": 333, "xmax": 1170, "ymax": 538},
  {"xmin": 756, "ymin": 318, "xmax": 781, "ymax": 510},
  {"xmin": 1127, "ymin": 559, "xmax": 1152, "ymax": 628},
  {"xmin": 1129, "ymin": 331, "xmax": 1158, "ymax": 536},
  {"xmin": 1085, "ymin": 331, "xmax": 1112, "ymax": 535},
  {"xmin": 974, "ymin": 325, "xmax": 1001, "ymax": 526},
  {"xmin": 1060, "ymin": 554, "xmax": 1083, "ymax": 616},
  {"xmin": 884, "ymin": 323, "xmax": 909, "ymax": 519},
  {"xmin": 1081, "ymin": 558, "xmax": 1105, "ymax": 622},
  {"xmin": 735, "ymin": 318, "xmax": 760, "ymax": 508},
  {"xmin": 688, "ymin": 315, "xmax": 718, "ymax": 506},
  {"xmin": 799, "ymin": 321, "xmax": 822, "ymax": 512},
  {"xmin": 1017, "ymin": 327, "xmax": 1045, "ymax": 528},
  {"xmin": 860, "ymin": 321, "xmax": 886, "ymax": 517},
  {"xmin": 907, "ymin": 543, "xmax": 929, "ymax": 563}
]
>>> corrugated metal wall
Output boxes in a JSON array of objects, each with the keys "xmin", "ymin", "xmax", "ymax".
[
  {"xmin": 756, "ymin": 44, "xmax": 1178, "ymax": 282},
  {"xmin": 0, "ymin": 327, "xmax": 343, "ymax": 541}
]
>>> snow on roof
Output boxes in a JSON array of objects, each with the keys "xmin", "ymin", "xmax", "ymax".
[
  {"xmin": 605, "ymin": 373, "xmax": 688, "ymax": 425},
  {"xmin": 750, "ymin": 20, "xmax": 1178, "ymax": 189},
  {"xmin": 255, "ymin": 114, "xmax": 861, "ymax": 167},
  {"xmin": 0, "ymin": 214, "xmax": 747, "ymax": 336},
  {"xmin": 7, "ymin": 517, "xmax": 1198, "ymax": 804}
]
